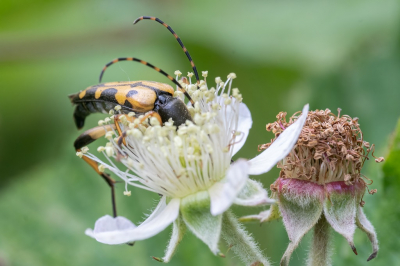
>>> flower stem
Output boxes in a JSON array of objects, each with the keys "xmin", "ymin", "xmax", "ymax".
[
  {"xmin": 307, "ymin": 214, "xmax": 332, "ymax": 266},
  {"xmin": 221, "ymin": 210, "xmax": 270, "ymax": 266}
]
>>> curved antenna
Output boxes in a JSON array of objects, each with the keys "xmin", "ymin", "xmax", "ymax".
[
  {"xmin": 99, "ymin": 57, "xmax": 194, "ymax": 105},
  {"xmin": 134, "ymin": 16, "xmax": 200, "ymax": 86}
]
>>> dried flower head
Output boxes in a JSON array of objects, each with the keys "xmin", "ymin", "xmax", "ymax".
[
  {"xmin": 262, "ymin": 108, "xmax": 383, "ymax": 187},
  {"xmin": 243, "ymin": 108, "xmax": 383, "ymax": 266}
]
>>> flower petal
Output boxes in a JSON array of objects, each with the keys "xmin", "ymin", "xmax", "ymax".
[
  {"xmin": 323, "ymin": 182, "xmax": 358, "ymax": 255},
  {"xmin": 180, "ymin": 191, "xmax": 222, "ymax": 254},
  {"xmin": 86, "ymin": 197, "xmax": 180, "ymax": 244},
  {"xmin": 234, "ymin": 179, "xmax": 274, "ymax": 206},
  {"xmin": 162, "ymin": 215, "xmax": 186, "ymax": 262},
  {"xmin": 208, "ymin": 159, "xmax": 249, "ymax": 216},
  {"xmin": 356, "ymin": 205, "xmax": 379, "ymax": 261},
  {"xmin": 248, "ymin": 104, "xmax": 309, "ymax": 175},
  {"xmin": 232, "ymin": 103, "xmax": 252, "ymax": 156},
  {"xmin": 85, "ymin": 215, "xmax": 136, "ymax": 238}
]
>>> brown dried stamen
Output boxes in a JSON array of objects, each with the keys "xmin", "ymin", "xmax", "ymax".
[{"xmin": 262, "ymin": 108, "xmax": 383, "ymax": 185}]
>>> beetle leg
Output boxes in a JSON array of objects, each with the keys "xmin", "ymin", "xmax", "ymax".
[
  {"xmin": 113, "ymin": 114, "xmax": 135, "ymax": 147},
  {"xmin": 115, "ymin": 112, "xmax": 163, "ymax": 147},
  {"xmin": 74, "ymin": 125, "xmax": 119, "ymax": 218}
]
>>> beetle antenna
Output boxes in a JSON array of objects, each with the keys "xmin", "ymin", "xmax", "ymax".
[
  {"xmin": 99, "ymin": 57, "xmax": 194, "ymax": 105},
  {"xmin": 133, "ymin": 16, "xmax": 200, "ymax": 87}
]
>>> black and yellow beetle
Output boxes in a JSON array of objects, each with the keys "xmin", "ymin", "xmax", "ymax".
[{"xmin": 70, "ymin": 16, "xmax": 201, "ymax": 217}]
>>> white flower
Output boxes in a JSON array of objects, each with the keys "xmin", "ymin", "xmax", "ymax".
[{"xmin": 83, "ymin": 72, "xmax": 309, "ymax": 262}]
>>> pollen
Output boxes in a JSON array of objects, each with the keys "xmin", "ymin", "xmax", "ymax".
[
  {"xmin": 123, "ymin": 190, "xmax": 132, "ymax": 196},
  {"xmin": 128, "ymin": 112, "xmax": 136, "ymax": 117},
  {"xmin": 109, "ymin": 109, "xmax": 115, "ymax": 115},
  {"xmin": 114, "ymin": 105, "xmax": 122, "ymax": 111},
  {"xmin": 81, "ymin": 146, "xmax": 89, "ymax": 153},
  {"xmin": 174, "ymin": 70, "xmax": 182, "ymax": 77},
  {"xmin": 76, "ymin": 151, "xmax": 83, "ymax": 158},
  {"xmin": 202, "ymin": 71, "xmax": 208, "ymax": 78},
  {"xmin": 187, "ymin": 72, "xmax": 194, "ymax": 78}
]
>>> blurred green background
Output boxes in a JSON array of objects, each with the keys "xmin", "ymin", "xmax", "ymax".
[{"xmin": 1, "ymin": 0, "xmax": 399, "ymax": 265}]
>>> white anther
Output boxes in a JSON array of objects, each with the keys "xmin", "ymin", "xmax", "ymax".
[
  {"xmin": 202, "ymin": 71, "xmax": 208, "ymax": 78},
  {"xmin": 97, "ymin": 146, "xmax": 105, "ymax": 152},
  {"xmin": 127, "ymin": 158, "xmax": 134, "ymax": 167},
  {"xmin": 187, "ymin": 72, "xmax": 194, "ymax": 78},
  {"xmin": 98, "ymin": 164, "xmax": 106, "ymax": 172},
  {"xmin": 224, "ymin": 98, "xmax": 232, "ymax": 105},
  {"xmin": 215, "ymin": 77, "xmax": 222, "ymax": 84},
  {"xmin": 150, "ymin": 117, "xmax": 160, "ymax": 126},
  {"xmin": 109, "ymin": 109, "xmax": 115, "ymax": 115},
  {"xmin": 105, "ymin": 131, "xmax": 114, "ymax": 140},
  {"xmin": 194, "ymin": 102, "xmax": 200, "ymax": 112},
  {"xmin": 81, "ymin": 146, "xmax": 89, "ymax": 153},
  {"xmin": 232, "ymin": 88, "xmax": 240, "ymax": 96},
  {"xmin": 76, "ymin": 151, "xmax": 83, "ymax": 158},
  {"xmin": 128, "ymin": 112, "xmax": 135, "ymax": 117},
  {"xmin": 227, "ymin": 73, "xmax": 237, "ymax": 79},
  {"xmin": 219, "ymin": 82, "xmax": 224, "ymax": 87},
  {"xmin": 105, "ymin": 147, "xmax": 114, "ymax": 157},
  {"xmin": 199, "ymin": 80, "xmax": 206, "ymax": 86},
  {"xmin": 104, "ymin": 117, "xmax": 110, "ymax": 123},
  {"xmin": 98, "ymin": 120, "xmax": 104, "ymax": 126},
  {"xmin": 123, "ymin": 191, "xmax": 132, "ymax": 196},
  {"xmin": 106, "ymin": 142, "xmax": 113, "ymax": 147},
  {"xmin": 211, "ymin": 103, "xmax": 220, "ymax": 110},
  {"xmin": 188, "ymin": 84, "xmax": 197, "ymax": 92},
  {"xmin": 114, "ymin": 105, "xmax": 122, "ymax": 111},
  {"xmin": 174, "ymin": 136, "xmax": 183, "ymax": 147},
  {"xmin": 200, "ymin": 85, "xmax": 207, "ymax": 92},
  {"xmin": 174, "ymin": 70, "xmax": 182, "ymax": 77},
  {"xmin": 173, "ymin": 91, "xmax": 184, "ymax": 98}
]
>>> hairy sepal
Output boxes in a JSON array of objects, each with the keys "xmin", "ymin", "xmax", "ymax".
[{"xmin": 180, "ymin": 191, "xmax": 222, "ymax": 254}]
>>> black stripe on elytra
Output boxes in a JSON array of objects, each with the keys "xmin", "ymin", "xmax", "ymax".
[
  {"xmin": 99, "ymin": 88, "xmax": 119, "ymax": 103},
  {"xmin": 79, "ymin": 87, "xmax": 98, "ymax": 101}
]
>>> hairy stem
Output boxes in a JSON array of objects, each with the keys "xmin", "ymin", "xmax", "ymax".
[
  {"xmin": 307, "ymin": 214, "xmax": 332, "ymax": 266},
  {"xmin": 221, "ymin": 210, "xmax": 270, "ymax": 266}
]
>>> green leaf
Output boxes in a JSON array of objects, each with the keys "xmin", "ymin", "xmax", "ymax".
[{"xmin": 382, "ymin": 118, "xmax": 400, "ymax": 190}]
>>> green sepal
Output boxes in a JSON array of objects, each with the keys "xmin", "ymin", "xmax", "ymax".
[
  {"xmin": 180, "ymin": 191, "xmax": 222, "ymax": 254},
  {"xmin": 162, "ymin": 214, "xmax": 186, "ymax": 262}
]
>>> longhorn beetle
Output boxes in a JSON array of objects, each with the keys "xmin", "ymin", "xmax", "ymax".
[{"xmin": 70, "ymin": 16, "xmax": 201, "ymax": 218}]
